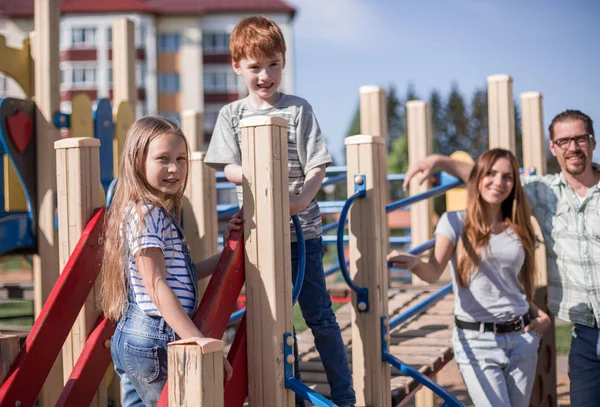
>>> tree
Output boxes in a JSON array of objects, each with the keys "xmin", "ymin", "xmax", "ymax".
[
  {"xmin": 469, "ymin": 88, "xmax": 488, "ymax": 157},
  {"xmin": 443, "ymin": 83, "xmax": 469, "ymax": 155},
  {"xmin": 429, "ymin": 90, "xmax": 444, "ymax": 155}
]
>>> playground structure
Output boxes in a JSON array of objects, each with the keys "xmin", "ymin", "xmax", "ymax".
[{"xmin": 0, "ymin": 2, "xmax": 558, "ymax": 406}]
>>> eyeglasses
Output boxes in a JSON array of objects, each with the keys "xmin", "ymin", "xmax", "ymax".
[{"xmin": 552, "ymin": 134, "xmax": 594, "ymax": 150}]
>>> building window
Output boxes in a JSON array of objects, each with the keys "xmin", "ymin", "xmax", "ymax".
[
  {"xmin": 72, "ymin": 67, "xmax": 96, "ymax": 86},
  {"xmin": 203, "ymin": 32, "xmax": 230, "ymax": 54},
  {"xmin": 204, "ymin": 104, "xmax": 224, "ymax": 133},
  {"xmin": 71, "ymin": 27, "xmax": 96, "ymax": 48},
  {"xmin": 137, "ymin": 64, "xmax": 146, "ymax": 88},
  {"xmin": 161, "ymin": 112, "xmax": 181, "ymax": 124},
  {"xmin": 158, "ymin": 33, "xmax": 181, "ymax": 52},
  {"xmin": 107, "ymin": 27, "xmax": 112, "ymax": 46},
  {"xmin": 136, "ymin": 25, "xmax": 146, "ymax": 48},
  {"xmin": 158, "ymin": 73, "xmax": 179, "ymax": 93},
  {"xmin": 204, "ymin": 71, "xmax": 238, "ymax": 93}
]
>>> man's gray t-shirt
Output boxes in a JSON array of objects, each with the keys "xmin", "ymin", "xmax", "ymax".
[
  {"xmin": 435, "ymin": 211, "xmax": 530, "ymax": 323},
  {"xmin": 204, "ymin": 94, "xmax": 332, "ymax": 242}
]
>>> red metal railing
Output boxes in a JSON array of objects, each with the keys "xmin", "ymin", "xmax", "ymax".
[
  {"xmin": 0, "ymin": 209, "xmax": 106, "ymax": 407},
  {"xmin": 156, "ymin": 222, "xmax": 247, "ymax": 405}
]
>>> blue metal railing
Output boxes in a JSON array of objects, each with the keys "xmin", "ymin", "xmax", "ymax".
[
  {"xmin": 291, "ymin": 215, "xmax": 306, "ymax": 306},
  {"xmin": 336, "ymin": 175, "xmax": 369, "ymax": 312},
  {"xmin": 227, "ymin": 215, "xmax": 306, "ymax": 326},
  {"xmin": 386, "ymin": 174, "xmax": 462, "ymax": 213},
  {"xmin": 381, "ymin": 234, "xmax": 463, "ymax": 406}
]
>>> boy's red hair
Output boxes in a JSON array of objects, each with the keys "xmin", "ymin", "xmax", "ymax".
[{"xmin": 230, "ymin": 15, "xmax": 286, "ymax": 64}]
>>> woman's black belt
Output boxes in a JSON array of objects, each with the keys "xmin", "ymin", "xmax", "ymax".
[{"xmin": 455, "ymin": 313, "xmax": 531, "ymax": 334}]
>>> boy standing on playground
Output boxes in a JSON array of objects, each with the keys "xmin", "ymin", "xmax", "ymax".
[{"xmin": 205, "ymin": 15, "xmax": 356, "ymax": 407}]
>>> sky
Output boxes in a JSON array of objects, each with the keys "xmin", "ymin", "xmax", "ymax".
[{"xmin": 285, "ymin": 0, "xmax": 600, "ymax": 164}]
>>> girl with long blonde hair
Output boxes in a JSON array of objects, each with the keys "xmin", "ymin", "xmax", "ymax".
[
  {"xmin": 101, "ymin": 116, "xmax": 235, "ymax": 406},
  {"xmin": 388, "ymin": 148, "xmax": 550, "ymax": 407}
]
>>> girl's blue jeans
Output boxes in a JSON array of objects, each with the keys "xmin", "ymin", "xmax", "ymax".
[
  {"xmin": 292, "ymin": 237, "xmax": 356, "ymax": 407},
  {"xmin": 111, "ymin": 302, "xmax": 176, "ymax": 406}
]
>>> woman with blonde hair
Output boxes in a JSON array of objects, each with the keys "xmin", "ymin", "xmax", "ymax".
[
  {"xmin": 101, "ymin": 116, "xmax": 236, "ymax": 406},
  {"xmin": 388, "ymin": 148, "xmax": 550, "ymax": 407}
]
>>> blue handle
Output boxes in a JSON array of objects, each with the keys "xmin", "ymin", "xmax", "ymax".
[
  {"xmin": 106, "ymin": 177, "xmax": 118, "ymax": 208},
  {"xmin": 336, "ymin": 175, "xmax": 369, "ymax": 312},
  {"xmin": 291, "ymin": 215, "xmax": 305, "ymax": 306}
]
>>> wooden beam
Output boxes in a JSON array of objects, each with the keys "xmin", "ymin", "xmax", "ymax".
[
  {"xmin": 241, "ymin": 116, "xmax": 294, "ymax": 407},
  {"xmin": 0, "ymin": 335, "xmax": 19, "ymax": 385},
  {"xmin": 520, "ymin": 91, "xmax": 546, "ymax": 175},
  {"xmin": 345, "ymin": 134, "xmax": 391, "ymax": 407},
  {"xmin": 168, "ymin": 337, "xmax": 224, "ymax": 407},
  {"xmin": 112, "ymin": 18, "xmax": 136, "ymax": 111},
  {"xmin": 181, "ymin": 110, "xmax": 205, "ymax": 152},
  {"xmin": 33, "ymin": 1, "xmax": 63, "ymax": 404},
  {"xmin": 359, "ymin": 85, "xmax": 387, "ymax": 139},
  {"xmin": 487, "ymin": 74, "xmax": 515, "ymax": 152},
  {"xmin": 183, "ymin": 152, "xmax": 218, "ymax": 300},
  {"xmin": 55, "ymin": 137, "xmax": 106, "ymax": 406},
  {"xmin": 406, "ymin": 100, "xmax": 433, "ymax": 287}
]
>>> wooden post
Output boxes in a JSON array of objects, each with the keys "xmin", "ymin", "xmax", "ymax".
[
  {"xmin": 520, "ymin": 92, "xmax": 547, "ymax": 175},
  {"xmin": 0, "ymin": 335, "xmax": 19, "ymax": 385},
  {"xmin": 55, "ymin": 137, "xmax": 106, "ymax": 406},
  {"xmin": 112, "ymin": 18, "xmax": 136, "ymax": 112},
  {"xmin": 241, "ymin": 116, "xmax": 294, "ymax": 407},
  {"xmin": 406, "ymin": 100, "xmax": 437, "ymax": 406},
  {"xmin": 487, "ymin": 74, "xmax": 516, "ymax": 152},
  {"xmin": 182, "ymin": 110, "xmax": 205, "ymax": 152},
  {"xmin": 406, "ymin": 101, "xmax": 433, "ymax": 286},
  {"xmin": 168, "ymin": 337, "xmax": 224, "ymax": 407},
  {"xmin": 359, "ymin": 85, "xmax": 387, "ymax": 139},
  {"xmin": 183, "ymin": 152, "xmax": 218, "ymax": 300},
  {"xmin": 345, "ymin": 135, "xmax": 391, "ymax": 407},
  {"xmin": 112, "ymin": 17, "xmax": 136, "ymax": 176},
  {"xmin": 33, "ymin": 1, "xmax": 63, "ymax": 404},
  {"xmin": 520, "ymin": 91, "xmax": 557, "ymax": 407}
]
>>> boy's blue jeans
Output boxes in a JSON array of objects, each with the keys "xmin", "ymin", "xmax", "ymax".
[
  {"xmin": 569, "ymin": 323, "xmax": 600, "ymax": 407},
  {"xmin": 291, "ymin": 237, "xmax": 356, "ymax": 406}
]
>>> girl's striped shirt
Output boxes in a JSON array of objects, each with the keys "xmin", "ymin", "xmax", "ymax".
[{"xmin": 123, "ymin": 205, "xmax": 195, "ymax": 316}]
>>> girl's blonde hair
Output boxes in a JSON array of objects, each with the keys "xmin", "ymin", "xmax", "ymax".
[
  {"xmin": 456, "ymin": 148, "xmax": 537, "ymax": 301},
  {"xmin": 101, "ymin": 116, "xmax": 190, "ymax": 321}
]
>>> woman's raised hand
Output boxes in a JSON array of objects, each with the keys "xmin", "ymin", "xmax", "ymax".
[{"xmin": 386, "ymin": 250, "xmax": 418, "ymax": 270}]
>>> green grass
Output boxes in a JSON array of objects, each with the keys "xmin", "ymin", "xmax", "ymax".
[
  {"xmin": 0, "ymin": 255, "xmax": 32, "ymax": 272},
  {"xmin": 555, "ymin": 322, "xmax": 573, "ymax": 356},
  {"xmin": 293, "ymin": 302, "xmax": 344, "ymax": 333},
  {"xmin": 0, "ymin": 300, "xmax": 34, "ymax": 327}
]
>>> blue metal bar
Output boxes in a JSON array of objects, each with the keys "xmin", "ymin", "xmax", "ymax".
[
  {"xmin": 106, "ymin": 178, "xmax": 118, "ymax": 208},
  {"xmin": 389, "ymin": 283, "xmax": 452, "ymax": 331},
  {"xmin": 217, "ymin": 204, "xmax": 240, "ymax": 220},
  {"xmin": 386, "ymin": 177, "xmax": 463, "ymax": 214},
  {"xmin": 383, "ymin": 353, "xmax": 463, "ymax": 406},
  {"xmin": 291, "ymin": 215, "xmax": 305, "ymax": 306},
  {"xmin": 337, "ymin": 175, "xmax": 369, "ymax": 312},
  {"xmin": 285, "ymin": 378, "xmax": 336, "ymax": 406},
  {"xmin": 381, "ymin": 316, "xmax": 464, "ymax": 406},
  {"xmin": 387, "ymin": 173, "xmax": 405, "ymax": 182},
  {"xmin": 283, "ymin": 332, "xmax": 336, "ymax": 406},
  {"xmin": 216, "ymin": 182, "xmax": 236, "ymax": 190},
  {"xmin": 322, "ymin": 221, "xmax": 342, "ymax": 234},
  {"xmin": 228, "ymin": 309, "xmax": 245, "ymax": 326},
  {"xmin": 323, "ymin": 235, "xmax": 411, "ymax": 245},
  {"xmin": 321, "ymin": 173, "xmax": 347, "ymax": 187}
]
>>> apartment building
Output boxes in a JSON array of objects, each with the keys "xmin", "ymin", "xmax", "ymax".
[{"xmin": 0, "ymin": 0, "xmax": 295, "ymax": 139}]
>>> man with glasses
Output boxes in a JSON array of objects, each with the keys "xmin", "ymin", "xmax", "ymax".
[{"xmin": 403, "ymin": 109, "xmax": 600, "ymax": 406}]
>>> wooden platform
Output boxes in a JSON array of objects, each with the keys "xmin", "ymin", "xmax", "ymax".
[{"xmin": 297, "ymin": 284, "xmax": 455, "ymax": 406}]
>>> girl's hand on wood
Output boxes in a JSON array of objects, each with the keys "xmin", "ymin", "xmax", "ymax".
[
  {"xmin": 223, "ymin": 356, "xmax": 233, "ymax": 381},
  {"xmin": 223, "ymin": 213, "xmax": 243, "ymax": 241}
]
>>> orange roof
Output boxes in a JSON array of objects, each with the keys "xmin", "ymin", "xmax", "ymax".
[{"xmin": 0, "ymin": 0, "xmax": 295, "ymax": 17}]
